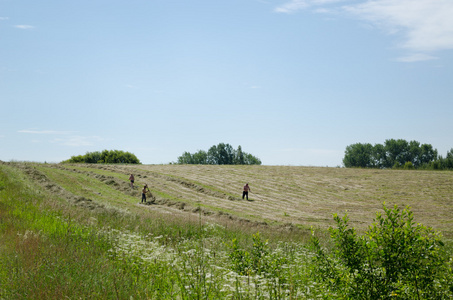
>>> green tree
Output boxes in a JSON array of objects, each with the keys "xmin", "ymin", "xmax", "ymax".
[
  {"xmin": 343, "ymin": 143, "xmax": 374, "ymax": 168},
  {"xmin": 207, "ymin": 145, "xmax": 219, "ymax": 165},
  {"xmin": 445, "ymin": 148, "xmax": 453, "ymax": 169},
  {"xmin": 177, "ymin": 143, "xmax": 261, "ymax": 165},
  {"xmin": 344, "ymin": 139, "xmax": 440, "ymax": 169},
  {"xmin": 419, "ymin": 143, "xmax": 438, "ymax": 166},
  {"xmin": 385, "ymin": 139, "xmax": 410, "ymax": 167},
  {"xmin": 243, "ymin": 153, "xmax": 261, "ymax": 165},
  {"xmin": 177, "ymin": 151, "xmax": 194, "ymax": 164},
  {"xmin": 192, "ymin": 150, "xmax": 208, "ymax": 164},
  {"xmin": 371, "ymin": 143, "xmax": 386, "ymax": 168},
  {"xmin": 235, "ymin": 145, "xmax": 245, "ymax": 165}
]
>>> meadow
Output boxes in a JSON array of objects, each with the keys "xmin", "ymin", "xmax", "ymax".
[{"xmin": 1, "ymin": 161, "xmax": 452, "ymax": 299}]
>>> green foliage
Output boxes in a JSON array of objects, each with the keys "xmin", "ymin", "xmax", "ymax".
[
  {"xmin": 403, "ymin": 161, "xmax": 414, "ymax": 170},
  {"xmin": 177, "ymin": 143, "xmax": 262, "ymax": 165},
  {"xmin": 63, "ymin": 150, "xmax": 141, "ymax": 164},
  {"xmin": 311, "ymin": 204, "xmax": 453, "ymax": 299},
  {"xmin": 343, "ymin": 139, "xmax": 444, "ymax": 169},
  {"xmin": 343, "ymin": 143, "xmax": 374, "ymax": 168},
  {"xmin": 226, "ymin": 232, "xmax": 289, "ymax": 281}
]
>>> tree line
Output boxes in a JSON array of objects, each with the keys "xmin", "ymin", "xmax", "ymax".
[
  {"xmin": 177, "ymin": 143, "xmax": 262, "ymax": 165},
  {"xmin": 63, "ymin": 150, "xmax": 141, "ymax": 164},
  {"xmin": 343, "ymin": 139, "xmax": 453, "ymax": 170}
]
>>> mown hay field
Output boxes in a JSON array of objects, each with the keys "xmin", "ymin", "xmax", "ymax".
[{"xmin": 11, "ymin": 162, "xmax": 453, "ymax": 237}]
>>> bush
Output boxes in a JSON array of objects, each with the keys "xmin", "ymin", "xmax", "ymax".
[
  {"xmin": 62, "ymin": 150, "xmax": 141, "ymax": 164},
  {"xmin": 403, "ymin": 161, "xmax": 414, "ymax": 170},
  {"xmin": 311, "ymin": 204, "xmax": 453, "ymax": 299}
]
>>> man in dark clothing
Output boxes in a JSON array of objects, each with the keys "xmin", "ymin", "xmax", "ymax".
[{"xmin": 242, "ymin": 183, "xmax": 251, "ymax": 200}]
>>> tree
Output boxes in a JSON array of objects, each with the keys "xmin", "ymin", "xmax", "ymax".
[
  {"xmin": 343, "ymin": 139, "xmax": 441, "ymax": 169},
  {"xmin": 419, "ymin": 143, "xmax": 438, "ymax": 166},
  {"xmin": 446, "ymin": 148, "xmax": 453, "ymax": 169},
  {"xmin": 371, "ymin": 143, "xmax": 386, "ymax": 168},
  {"xmin": 235, "ymin": 145, "xmax": 245, "ymax": 165},
  {"xmin": 192, "ymin": 150, "xmax": 208, "ymax": 164},
  {"xmin": 342, "ymin": 143, "xmax": 374, "ymax": 168},
  {"xmin": 385, "ymin": 139, "xmax": 410, "ymax": 167},
  {"xmin": 177, "ymin": 143, "xmax": 261, "ymax": 165},
  {"xmin": 177, "ymin": 152, "xmax": 194, "ymax": 164}
]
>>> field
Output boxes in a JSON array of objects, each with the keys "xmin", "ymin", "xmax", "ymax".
[
  {"xmin": 12, "ymin": 162, "xmax": 453, "ymax": 234},
  {"xmin": 1, "ymin": 161, "xmax": 452, "ymax": 299}
]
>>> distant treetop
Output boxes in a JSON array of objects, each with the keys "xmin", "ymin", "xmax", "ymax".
[
  {"xmin": 177, "ymin": 143, "xmax": 261, "ymax": 165},
  {"xmin": 343, "ymin": 139, "xmax": 453, "ymax": 170},
  {"xmin": 62, "ymin": 150, "xmax": 141, "ymax": 164}
]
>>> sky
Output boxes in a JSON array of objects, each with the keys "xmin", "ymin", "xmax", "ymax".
[{"xmin": 1, "ymin": 0, "xmax": 452, "ymax": 166}]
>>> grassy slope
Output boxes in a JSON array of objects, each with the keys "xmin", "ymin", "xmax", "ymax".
[
  {"xmin": 2, "ymin": 161, "xmax": 453, "ymax": 299},
  {"xmin": 11, "ymin": 162, "xmax": 453, "ymax": 237}
]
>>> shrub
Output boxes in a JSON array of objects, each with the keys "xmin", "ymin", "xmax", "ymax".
[
  {"xmin": 226, "ymin": 232, "xmax": 288, "ymax": 278},
  {"xmin": 403, "ymin": 161, "xmax": 414, "ymax": 170},
  {"xmin": 62, "ymin": 150, "xmax": 141, "ymax": 164},
  {"xmin": 311, "ymin": 204, "xmax": 453, "ymax": 299}
]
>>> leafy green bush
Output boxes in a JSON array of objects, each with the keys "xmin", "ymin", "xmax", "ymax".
[
  {"xmin": 311, "ymin": 204, "xmax": 453, "ymax": 299},
  {"xmin": 62, "ymin": 150, "xmax": 140, "ymax": 164},
  {"xmin": 227, "ymin": 232, "xmax": 288, "ymax": 278},
  {"xmin": 403, "ymin": 161, "xmax": 414, "ymax": 170}
]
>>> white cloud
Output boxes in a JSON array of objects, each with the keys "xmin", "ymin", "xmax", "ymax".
[
  {"xmin": 275, "ymin": 0, "xmax": 345, "ymax": 14},
  {"xmin": 344, "ymin": 0, "xmax": 453, "ymax": 52},
  {"xmin": 395, "ymin": 53, "xmax": 439, "ymax": 62},
  {"xmin": 0, "ymin": 17, "xmax": 9, "ymax": 21},
  {"xmin": 275, "ymin": 0, "xmax": 453, "ymax": 59},
  {"xmin": 14, "ymin": 25, "xmax": 34, "ymax": 29},
  {"xmin": 275, "ymin": 0, "xmax": 309, "ymax": 13},
  {"xmin": 19, "ymin": 129, "xmax": 74, "ymax": 135}
]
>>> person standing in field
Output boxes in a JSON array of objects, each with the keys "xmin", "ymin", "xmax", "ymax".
[
  {"xmin": 141, "ymin": 184, "xmax": 150, "ymax": 203},
  {"xmin": 129, "ymin": 174, "xmax": 135, "ymax": 188},
  {"xmin": 242, "ymin": 183, "xmax": 251, "ymax": 200}
]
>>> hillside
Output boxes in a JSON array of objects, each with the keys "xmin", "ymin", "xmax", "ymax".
[{"xmin": 6, "ymin": 161, "xmax": 453, "ymax": 237}]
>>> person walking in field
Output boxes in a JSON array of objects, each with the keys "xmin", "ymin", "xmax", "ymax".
[
  {"xmin": 242, "ymin": 183, "xmax": 251, "ymax": 200},
  {"xmin": 129, "ymin": 174, "xmax": 135, "ymax": 188},
  {"xmin": 141, "ymin": 184, "xmax": 150, "ymax": 203}
]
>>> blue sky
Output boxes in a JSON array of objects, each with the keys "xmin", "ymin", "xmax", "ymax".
[{"xmin": 1, "ymin": 0, "xmax": 452, "ymax": 166}]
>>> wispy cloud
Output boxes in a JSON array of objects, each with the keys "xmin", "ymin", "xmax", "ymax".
[
  {"xmin": 275, "ymin": 0, "xmax": 453, "ymax": 60},
  {"xmin": 51, "ymin": 136, "xmax": 105, "ymax": 147},
  {"xmin": 395, "ymin": 53, "xmax": 439, "ymax": 62},
  {"xmin": 0, "ymin": 17, "xmax": 9, "ymax": 21},
  {"xmin": 19, "ymin": 129, "xmax": 74, "ymax": 135},
  {"xmin": 19, "ymin": 129, "xmax": 106, "ymax": 147},
  {"xmin": 274, "ymin": 0, "xmax": 345, "ymax": 14},
  {"xmin": 14, "ymin": 25, "xmax": 34, "ymax": 29},
  {"xmin": 344, "ymin": 0, "xmax": 453, "ymax": 53}
]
